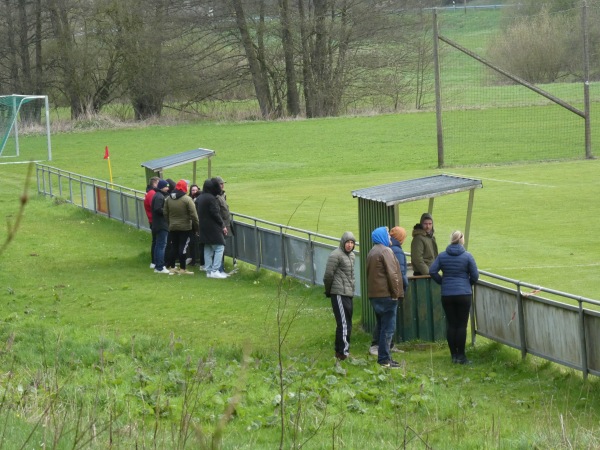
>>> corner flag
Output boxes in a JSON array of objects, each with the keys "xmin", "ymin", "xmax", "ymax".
[{"xmin": 104, "ymin": 146, "xmax": 113, "ymax": 183}]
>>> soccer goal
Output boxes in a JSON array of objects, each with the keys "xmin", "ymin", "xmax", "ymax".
[{"xmin": 0, "ymin": 94, "xmax": 52, "ymax": 161}]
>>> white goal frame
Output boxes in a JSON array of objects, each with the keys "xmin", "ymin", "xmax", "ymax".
[{"xmin": 0, "ymin": 94, "xmax": 52, "ymax": 161}]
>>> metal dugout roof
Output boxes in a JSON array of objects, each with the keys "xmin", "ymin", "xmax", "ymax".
[
  {"xmin": 351, "ymin": 174, "xmax": 482, "ymax": 206},
  {"xmin": 140, "ymin": 148, "xmax": 215, "ymax": 185}
]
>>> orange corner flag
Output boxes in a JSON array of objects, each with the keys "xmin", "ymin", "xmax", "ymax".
[{"xmin": 104, "ymin": 146, "xmax": 110, "ymax": 159}]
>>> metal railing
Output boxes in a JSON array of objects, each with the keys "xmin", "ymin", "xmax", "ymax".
[
  {"xmin": 36, "ymin": 164, "xmax": 600, "ymax": 378},
  {"xmin": 473, "ymin": 270, "xmax": 600, "ymax": 379}
]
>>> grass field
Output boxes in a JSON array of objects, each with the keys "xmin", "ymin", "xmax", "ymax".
[
  {"xmin": 2, "ymin": 106, "xmax": 600, "ymax": 448},
  {"xmin": 2, "ymin": 5, "xmax": 600, "ymax": 448}
]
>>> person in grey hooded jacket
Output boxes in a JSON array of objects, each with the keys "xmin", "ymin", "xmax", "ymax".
[
  {"xmin": 323, "ymin": 231, "xmax": 356, "ymax": 361},
  {"xmin": 430, "ymin": 230, "xmax": 479, "ymax": 365}
]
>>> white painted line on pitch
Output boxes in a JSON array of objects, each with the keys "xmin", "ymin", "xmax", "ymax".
[
  {"xmin": 444, "ymin": 172, "xmax": 555, "ymax": 188},
  {"xmin": 0, "ymin": 160, "xmax": 42, "ymax": 165},
  {"xmin": 488, "ymin": 263, "xmax": 600, "ymax": 271}
]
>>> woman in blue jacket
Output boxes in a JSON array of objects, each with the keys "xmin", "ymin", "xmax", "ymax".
[{"xmin": 430, "ymin": 231, "xmax": 479, "ymax": 364}]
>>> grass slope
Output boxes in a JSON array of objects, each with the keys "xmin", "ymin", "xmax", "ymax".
[{"xmin": 1, "ymin": 114, "xmax": 600, "ymax": 448}]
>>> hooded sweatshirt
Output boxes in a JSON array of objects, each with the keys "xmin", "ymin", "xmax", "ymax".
[
  {"xmin": 366, "ymin": 227, "xmax": 403, "ymax": 299},
  {"xmin": 163, "ymin": 186, "xmax": 199, "ymax": 232},
  {"xmin": 323, "ymin": 231, "xmax": 356, "ymax": 297}
]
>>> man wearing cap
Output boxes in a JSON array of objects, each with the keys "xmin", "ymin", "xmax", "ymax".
[
  {"xmin": 215, "ymin": 176, "xmax": 232, "ymax": 273},
  {"xmin": 164, "ymin": 179, "xmax": 199, "ymax": 275},
  {"xmin": 150, "ymin": 180, "xmax": 171, "ymax": 274},
  {"xmin": 411, "ymin": 213, "xmax": 439, "ymax": 276}
]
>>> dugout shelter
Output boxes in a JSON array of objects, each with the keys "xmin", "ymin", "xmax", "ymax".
[
  {"xmin": 352, "ymin": 174, "xmax": 483, "ymax": 342},
  {"xmin": 140, "ymin": 148, "xmax": 215, "ymax": 186}
]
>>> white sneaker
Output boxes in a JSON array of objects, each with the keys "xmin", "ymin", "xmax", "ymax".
[
  {"xmin": 150, "ymin": 263, "xmax": 156, "ymax": 269},
  {"xmin": 198, "ymin": 265, "xmax": 206, "ymax": 271},
  {"xmin": 369, "ymin": 345, "xmax": 378, "ymax": 356},
  {"xmin": 154, "ymin": 267, "xmax": 170, "ymax": 274},
  {"xmin": 211, "ymin": 272, "xmax": 228, "ymax": 279},
  {"xmin": 206, "ymin": 271, "xmax": 214, "ymax": 278}
]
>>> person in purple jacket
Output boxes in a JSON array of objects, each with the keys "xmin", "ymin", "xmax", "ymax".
[{"xmin": 429, "ymin": 230, "xmax": 479, "ymax": 365}]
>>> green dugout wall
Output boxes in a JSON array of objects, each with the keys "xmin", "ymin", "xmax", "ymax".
[{"xmin": 352, "ymin": 174, "xmax": 482, "ymax": 342}]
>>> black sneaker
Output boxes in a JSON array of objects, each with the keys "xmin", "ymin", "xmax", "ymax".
[
  {"xmin": 456, "ymin": 355, "xmax": 472, "ymax": 365},
  {"xmin": 378, "ymin": 360, "xmax": 401, "ymax": 369}
]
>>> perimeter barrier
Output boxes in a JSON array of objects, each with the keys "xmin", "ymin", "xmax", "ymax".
[{"xmin": 36, "ymin": 164, "xmax": 600, "ymax": 378}]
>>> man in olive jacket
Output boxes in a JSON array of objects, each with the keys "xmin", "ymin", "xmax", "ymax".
[
  {"xmin": 323, "ymin": 231, "xmax": 356, "ymax": 361},
  {"xmin": 411, "ymin": 212, "xmax": 439, "ymax": 276},
  {"xmin": 367, "ymin": 226, "xmax": 403, "ymax": 368},
  {"xmin": 164, "ymin": 179, "xmax": 199, "ymax": 275}
]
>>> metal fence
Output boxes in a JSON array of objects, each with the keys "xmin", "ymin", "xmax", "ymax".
[
  {"xmin": 473, "ymin": 272, "xmax": 600, "ymax": 379},
  {"xmin": 36, "ymin": 164, "xmax": 600, "ymax": 378}
]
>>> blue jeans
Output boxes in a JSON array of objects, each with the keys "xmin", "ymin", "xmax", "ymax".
[
  {"xmin": 154, "ymin": 229, "xmax": 169, "ymax": 270},
  {"xmin": 204, "ymin": 244, "xmax": 225, "ymax": 273},
  {"xmin": 369, "ymin": 297, "xmax": 398, "ymax": 364}
]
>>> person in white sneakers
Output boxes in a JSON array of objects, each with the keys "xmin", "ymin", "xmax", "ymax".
[
  {"xmin": 196, "ymin": 178, "xmax": 228, "ymax": 279},
  {"xmin": 323, "ymin": 231, "xmax": 356, "ymax": 361},
  {"xmin": 151, "ymin": 180, "xmax": 172, "ymax": 274}
]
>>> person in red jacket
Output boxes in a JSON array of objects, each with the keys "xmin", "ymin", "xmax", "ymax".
[{"xmin": 144, "ymin": 176, "xmax": 159, "ymax": 268}]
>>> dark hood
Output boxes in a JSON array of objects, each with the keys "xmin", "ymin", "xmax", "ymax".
[{"xmin": 170, "ymin": 189, "xmax": 186, "ymax": 199}]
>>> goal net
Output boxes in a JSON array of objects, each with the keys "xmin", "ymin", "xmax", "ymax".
[{"xmin": 0, "ymin": 94, "xmax": 52, "ymax": 161}]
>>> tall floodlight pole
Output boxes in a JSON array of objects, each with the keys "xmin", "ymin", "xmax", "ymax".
[
  {"xmin": 582, "ymin": 1, "xmax": 593, "ymax": 159},
  {"xmin": 433, "ymin": 9, "xmax": 444, "ymax": 168}
]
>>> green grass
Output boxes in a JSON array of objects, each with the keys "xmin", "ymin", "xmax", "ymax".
[
  {"xmin": 2, "ymin": 7, "xmax": 600, "ymax": 446},
  {"xmin": 2, "ymin": 109, "xmax": 600, "ymax": 447}
]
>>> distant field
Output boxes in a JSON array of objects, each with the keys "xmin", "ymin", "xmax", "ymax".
[{"xmin": 3, "ymin": 103, "xmax": 600, "ymax": 300}]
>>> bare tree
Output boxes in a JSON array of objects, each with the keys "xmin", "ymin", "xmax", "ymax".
[{"xmin": 230, "ymin": 0, "xmax": 275, "ymax": 118}]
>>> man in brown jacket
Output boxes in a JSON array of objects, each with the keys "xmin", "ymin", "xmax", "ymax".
[{"xmin": 366, "ymin": 226, "xmax": 404, "ymax": 368}]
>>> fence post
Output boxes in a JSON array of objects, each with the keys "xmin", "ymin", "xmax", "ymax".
[
  {"xmin": 516, "ymin": 283, "xmax": 527, "ymax": 360},
  {"xmin": 280, "ymin": 226, "xmax": 287, "ymax": 278},
  {"xmin": 578, "ymin": 301, "xmax": 589, "ymax": 380}
]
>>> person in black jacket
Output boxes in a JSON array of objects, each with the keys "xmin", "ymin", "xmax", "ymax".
[
  {"xmin": 196, "ymin": 179, "xmax": 228, "ymax": 279},
  {"xmin": 150, "ymin": 180, "xmax": 171, "ymax": 274}
]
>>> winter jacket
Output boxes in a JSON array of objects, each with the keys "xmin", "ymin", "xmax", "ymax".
[
  {"xmin": 410, "ymin": 224, "xmax": 438, "ymax": 275},
  {"xmin": 366, "ymin": 227, "xmax": 403, "ymax": 299},
  {"xmin": 150, "ymin": 191, "xmax": 168, "ymax": 232},
  {"xmin": 144, "ymin": 188, "xmax": 157, "ymax": 223},
  {"xmin": 429, "ymin": 244, "xmax": 479, "ymax": 296},
  {"xmin": 163, "ymin": 190, "xmax": 199, "ymax": 232},
  {"xmin": 390, "ymin": 237, "xmax": 408, "ymax": 290},
  {"xmin": 195, "ymin": 191, "xmax": 225, "ymax": 246},
  {"xmin": 217, "ymin": 193, "xmax": 233, "ymax": 236},
  {"xmin": 323, "ymin": 231, "xmax": 356, "ymax": 298}
]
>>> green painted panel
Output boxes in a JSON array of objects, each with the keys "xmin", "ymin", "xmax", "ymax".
[{"xmin": 395, "ymin": 278, "xmax": 445, "ymax": 343}]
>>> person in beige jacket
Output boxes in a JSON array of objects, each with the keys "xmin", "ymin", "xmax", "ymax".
[{"xmin": 366, "ymin": 226, "xmax": 403, "ymax": 368}]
